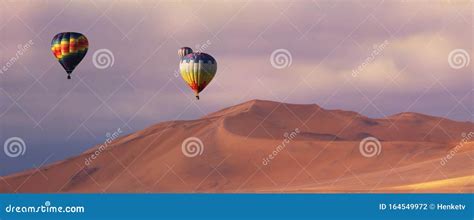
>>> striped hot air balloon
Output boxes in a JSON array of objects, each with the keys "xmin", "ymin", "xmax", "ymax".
[
  {"xmin": 178, "ymin": 47, "xmax": 193, "ymax": 59},
  {"xmin": 179, "ymin": 52, "xmax": 217, "ymax": 100},
  {"xmin": 51, "ymin": 32, "xmax": 88, "ymax": 79}
]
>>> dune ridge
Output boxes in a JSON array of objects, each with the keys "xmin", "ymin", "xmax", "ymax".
[{"xmin": 1, "ymin": 99, "xmax": 472, "ymax": 193}]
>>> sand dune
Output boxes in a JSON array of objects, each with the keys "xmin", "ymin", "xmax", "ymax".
[{"xmin": 1, "ymin": 100, "xmax": 472, "ymax": 193}]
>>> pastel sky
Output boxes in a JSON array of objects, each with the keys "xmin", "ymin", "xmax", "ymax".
[{"xmin": 0, "ymin": 0, "xmax": 472, "ymax": 175}]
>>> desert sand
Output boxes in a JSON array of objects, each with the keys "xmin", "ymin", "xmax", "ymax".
[{"xmin": 1, "ymin": 100, "xmax": 472, "ymax": 193}]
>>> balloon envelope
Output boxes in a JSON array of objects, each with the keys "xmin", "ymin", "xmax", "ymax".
[
  {"xmin": 179, "ymin": 53, "xmax": 217, "ymax": 99},
  {"xmin": 51, "ymin": 32, "xmax": 88, "ymax": 79},
  {"xmin": 178, "ymin": 47, "xmax": 193, "ymax": 59}
]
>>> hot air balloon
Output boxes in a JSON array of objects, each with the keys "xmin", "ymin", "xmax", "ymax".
[
  {"xmin": 178, "ymin": 47, "xmax": 193, "ymax": 59},
  {"xmin": 51, "ymin": 32, "xmax": 88, "ymax": 79},
  {"xmin": 179, "ymin": 53, "xmax": 217, "ymax": 100}
]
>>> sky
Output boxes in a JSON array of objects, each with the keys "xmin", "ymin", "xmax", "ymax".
[{"xmin": 0, "ymin": 0, "xmax": 472, "ymax": 175}]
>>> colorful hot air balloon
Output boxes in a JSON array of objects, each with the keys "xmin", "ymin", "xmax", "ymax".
[
  {"xmin": 51, "ymin": 32, "xmax": 88, "ymax": 79},
  {"xmin": 179, "ymin": 53, "xmax": 217, "ymax": 100},
  {"xmin": 178, "ymin": 47, "xmax": 193, "ymax": 59}
]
